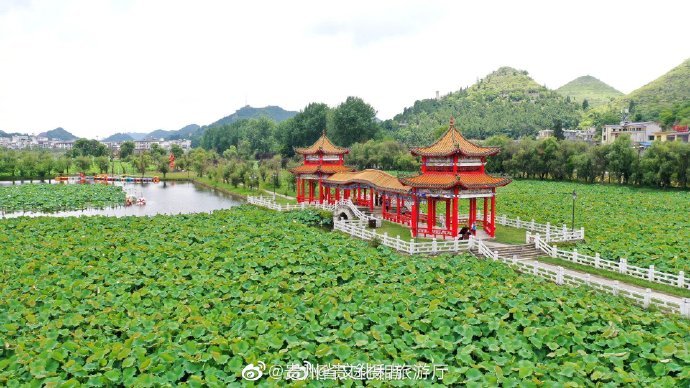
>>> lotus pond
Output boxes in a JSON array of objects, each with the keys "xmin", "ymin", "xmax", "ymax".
[
  {"xmin": 0, "ymin": 206, "xmax": 688, "ymax": 386},
  {"xmin": 497, "ymin": 180, "xmax": 690, "ymax": 274},
  {"xmin": 0, "ymin": 183, "xmax": 125, "ymax": 213}
]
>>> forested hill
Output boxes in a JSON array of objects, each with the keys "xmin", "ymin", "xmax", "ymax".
[
  {"xmin": 613, "ymin": 58, "xmax": 690, "ymax": 122},
  {"xmin": 556, "ymin": 75, "xmax": 622, "ymax": 107},
  {"xmin": 207, "ymin": 105, "xmax": 297, "ymax": 128},
  {"xmin": 38, "ymin": 127, "xmax": 77, "ymax": 140},
  {"xmin": 102, "ymin": 133, "xmax": 134, "ymax": 142},
  {"xmin": 581, "ymin": 58, "xmax": 690, "ymax": 128},
  {"xmin": 385, "ymin": 67, "xmax": 581, "ymax": 144}
]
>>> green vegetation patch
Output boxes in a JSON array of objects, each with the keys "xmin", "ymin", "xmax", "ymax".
[
  {"xmin": 498, "ymin": 180, "xmax": 690, "ymax": 273},
  {"xmin": 0, "ymin": 183, "xmax": 125, "ymax": 213},
  {"xmin": 0, "ymin": 206, "xmax": 688, "ymax": 385}
]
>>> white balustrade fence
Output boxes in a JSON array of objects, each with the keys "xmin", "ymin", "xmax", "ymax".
[
  {"xmin": 470, "ymin": 236, "xmax": 690, "ymax": 318},
  {"xmin": 248, "ymin": 196, "xmax": 343, "ymax": 212},
  {"xmin": 334, "ymin": 219, "xmax": 468, "ymax": 255},
  {"xmin": 248, "ymin": 196, "xmax": 382, "ymax": 222},
  {"xmin": 467, "ymin": 213, "xmax": 584, "ymax": 242},
  {"xmin": 529, "ymin": 233, "xmax": 688, "ymax": 291}
]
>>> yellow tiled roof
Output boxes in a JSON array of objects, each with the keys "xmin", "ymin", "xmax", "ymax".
[
  {"xmin": 400, "ymin": 172, "xmax": 512, "ymax": 189},
  {"xmin": 410, "ymin": 117, "xmax": 499, "ymax": 157},
  {"xmin": 325, "ymin": 169, "xmax": 411, "ymax": 194},
  {"xmin": 294, "ymin": 133, "xmax": 349, "ymax": 155}
]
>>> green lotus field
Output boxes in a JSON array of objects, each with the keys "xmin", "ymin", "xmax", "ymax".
[
  {"xmin": 0, "ymin": 206, "xmax": 688, "ymax": 386},
  {"xmin": 497, "ymin": 180, "xmax": 690, "ymax": 274},
  {"xmin": 0, "ymin": 183, "xmax": 125, "ymax": 213}
]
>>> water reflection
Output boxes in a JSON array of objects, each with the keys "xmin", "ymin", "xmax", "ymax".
[{"xmin": 0, "ymin": 181, "xmax": 243, "ymax": 218}]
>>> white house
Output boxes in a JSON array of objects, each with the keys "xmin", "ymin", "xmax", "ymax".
[{"xmin": 601, "ymin": 121, "xmax": 661, "ymax": 146}]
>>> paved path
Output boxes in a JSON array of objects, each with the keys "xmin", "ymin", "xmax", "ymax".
[{"xmin": 519, "ymin": 258, "xmax": 686, "ymax": 306}]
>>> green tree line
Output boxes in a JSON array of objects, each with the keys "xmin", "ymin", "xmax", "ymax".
[{"xmin": 485, "ymin": 135, "xmax": 690, "ymax": 188}]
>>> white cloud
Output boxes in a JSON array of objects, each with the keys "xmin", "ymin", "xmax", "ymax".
[{"xmin": 0, "ymin": 0, "xmax": 688, "ymax": 138}]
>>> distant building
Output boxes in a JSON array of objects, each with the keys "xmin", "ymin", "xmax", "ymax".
[
  {"xmin": 537, "ymin": 129, "xmax": 553, "ymax": 139},
  {"xmin": 52, "ymin": 141, "xmax": 74, "ymax": 150},
  {"xmin": 563, "ymin": 128, "xmax": 596, "ymax": 143},
  {"xmin": 653, "ymin": 125, "xmax": 689, "ymax": 143},
  {"xmin": 601, "ymin": 121, "xmax": 661, "ymax": 146},
  {"xmin": 133, "ymin": 139, "xmax": 191, "ymax": 154}
]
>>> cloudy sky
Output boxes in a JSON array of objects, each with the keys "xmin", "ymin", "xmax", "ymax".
[{"xmin": 1, "ymin": 0, "xmax": 688, "ymax": 138}]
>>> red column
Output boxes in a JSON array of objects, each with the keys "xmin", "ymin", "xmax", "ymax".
[
  {"xmin": 396, "ymin": 196, "xmax": 401, "ymax": 223},
  {"xmin": 369, "ymin": 189, "xmax": 374, "ymax": 211},
  {"xmin": 411, "ymin": 192, "xmax": 418, "ymax": 237},
  {"xmin": 425, "ymin": 198, "xmax": 432, "ymax": 235},
  {"xmin": 483, "ymin": 197, "xmax": 488, "ymax": 228},
  {"xmin": 445, "ymin": 199, "xmax": 451, "ymax": 230},
  {"xmin": 335, "ymin": 188, "xmax": 340, "ymax": 202},
  {"xmin": 490, "ymin": 193, "xmax": 496, "ymax": 237},
  {"xmin": 452, "ymin": 188, "xmax": 459, "ymax": 237},
  {"xmin": 470, "ymin": 198, "xmax": 477, "ymax": 233},
  {"xmin": 345, "ymin": 189, "xmax": 350, "ymax": 200},
  {"xmin": 308, "ymin": 181, "xmax": 313, "ymax": 202},
  {"xmin": 319, "ymin": 179, "xmax": 324, "ymax": 204}
]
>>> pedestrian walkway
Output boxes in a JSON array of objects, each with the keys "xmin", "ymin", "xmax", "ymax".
[{"xmin": 471, "ymin": 238, "xmax": 688, "ymax": 317}]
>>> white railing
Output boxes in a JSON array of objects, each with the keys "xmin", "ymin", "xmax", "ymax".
[
  {"xmin": 340, "ymin": 199, "xmax": 379, "ymax": 221},
  {"xmin": 498, "ymin": 214, "xmax": 585, "ymax": 242},
  {"xmin": 473, "ymin": 213, "xmax": 584, "ymax": 242},
  {"xmin": 248, "ymin": 196, "xmax": 382, "ymax": 223},
  {"xmin": 471, "ymin": 236, "xmax": 690, "ymax": 318},
  {"xmin": 334, "ymin": 219, "xmax": 468, "ymax": 254},
  {"xmin": 248, "ymin": 196, "xmax": 340, "ymax": 212},
  {"xmin": 530, "ymin": 233, "xmax": 688, "ymax": 291}
]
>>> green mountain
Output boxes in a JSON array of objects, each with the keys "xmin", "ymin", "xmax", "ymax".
[
  {"xmin": 39, "ymin": 127, "xmax": 78, "ymax": 140},
  {"xmin": 556, "ymin": 75, "xmax": 623, "ymax": 107},
  {"xmin": 386, "ymin": 67, "xmax": 581, "ymax": 143},
  {"xmin": 102, "ymin": 133, "xmax": 135, "ymax": 142},
  {"xmin": 616, "ymin": 58, "xmax": 690, "ymax": 122},
  {"xmin": 207, "ymin": 105, "xmax": 297, "ymax": 128},
  {"xmin": 581, "ymin": 58, "xmax": 690, "ymax": 128}
]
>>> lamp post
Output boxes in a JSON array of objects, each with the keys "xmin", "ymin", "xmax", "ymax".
[{"xmin": 571, "ymin": 190, "xmax": 577, "ymax": 231}]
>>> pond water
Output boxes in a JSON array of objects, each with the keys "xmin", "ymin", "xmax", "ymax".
[{"xmin": 0, "ymin": 181, "xmax": 244, "ymax": 218}]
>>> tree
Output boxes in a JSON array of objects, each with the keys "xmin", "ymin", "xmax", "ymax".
[
  {"xmin": 606, "ymin": 135, "xmax": 635, "ymax": 183},
  {"xmin": 71, "ymin": 139, "xmax": 108, "ymax": 157},
  {"xmin": 156, "ymin": 155, "xmax": 170, "ymax": 179},
  {"xmin": 95, "ymin": 156, "xmax": 109, "ymax": 174},
  {"xmin": 552, "ymin": 119, "xmax": 564, "ymax": 140},
  {"xmin": 170, "ymin": 144, "xmax": 184, "ymax": 160},
  {"xmin": 0, "ymin": 149, "xmax": 18, "ymax": 181},
  {"xmin": 133, "ymin": 152, "xmax": 151, "ymax": 177},
  {"xmin": 331, "ymin": 97, "xmax": 379, "ymax": 147},
  {"xmin": 189, "ymin": 148, "xmax": 210, "ymax": 177},
  {"xmin": 150, "ymin": 143, "xmax": 166, "ymax": 158},
  {"xmin": 35, "ymin": 152, "xmax": 54, "ymax": 182},
  {"xmin": 277, "ymin": 102, "xmax": 330, "ymax": 156},
  {"xmin": 582, "ymin": 99, "xmax": 589, "ymax": 111},
  {"xmin": 120, "ymin": 141, "xmax": 135, "ymax": 159},
  {"xmin": 75, "ymin": 156, "xmax": 92, "ymax": 173}
]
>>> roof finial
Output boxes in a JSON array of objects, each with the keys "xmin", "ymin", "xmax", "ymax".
[
  {"xmin": 449, "ymin": 116, "xmax": 455, "ymax": 128},
  {"xmin": 322, "ymin": 128, "xmax": 327, "ymax": 136}
]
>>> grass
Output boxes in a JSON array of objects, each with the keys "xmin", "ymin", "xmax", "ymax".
[
  {"xmin": 375, "ymin": 220, "xmax": 413, "ymax": 241},
  {"xmin": 537, "ymin": 256, "xmax": 690, "ymax": 298},
  {"xmin": 493, "ymin": 225, "xmax": 527, "ymax": 245}
]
